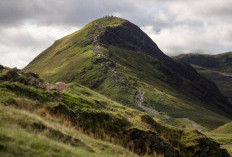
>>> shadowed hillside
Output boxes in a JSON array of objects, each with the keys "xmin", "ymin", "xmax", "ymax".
[{"xmin": 174, "ymin": 52, "xmax": 232, "ymax": 103}]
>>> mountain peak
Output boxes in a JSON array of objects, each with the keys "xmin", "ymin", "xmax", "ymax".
[
  {"xmin": 91, "ymin": 16, "xmax": 128, "ymax": 26},
  {"xmin": 64, "ymin": 16, "xmax": 164, "ymax": 58},
  {"xmin": 96, "ymin": 17, "xmax": 163, "ymax": 57}
]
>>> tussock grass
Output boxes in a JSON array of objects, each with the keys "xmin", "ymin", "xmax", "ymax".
[
  {"xmin": 0, "ymin": 104, "xmax": 138, "ymax": 157},
  {"xmin": 0, "ymin": 81, "xmax": 229, "ymax": 156}
]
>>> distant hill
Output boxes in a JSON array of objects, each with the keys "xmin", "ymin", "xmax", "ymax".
[
  {"xmin": 24, "ymin": 17, "xmax": 232, "ymax": 129},
  {"xmin": 174, "ymin": 52, "xmax": 232, "ymax": 103}
]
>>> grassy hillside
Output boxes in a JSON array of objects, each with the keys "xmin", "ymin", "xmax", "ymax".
[
  {"xmin": 24, "ymin": 17, "xmax": 232, "ymax": 129},
  {"xmin": 174, "ymin": 52, "xmax": 232, "ymax": 103},
  {"xmin": 0, "ymin": 105, "xmax": 137, "ymax": 157},
  {"xmin": 0, "ymin": 66, "xmax": 230, "ymax": 156}
]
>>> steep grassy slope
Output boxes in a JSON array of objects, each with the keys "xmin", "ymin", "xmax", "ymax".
[
  {"xmin": 24, "ymin": 17, "xmax": 232, "ymax": 129},
  {"xmin": 0, "ymin": 66, "xmax": 230, "ymax": 157},
  {"xmin": 174, "ymin": 52, "xmax": 232, "ymax": 103},
  {"xmin": 0, "ymin": 105, "xmax": 137, "ymax": 157}
]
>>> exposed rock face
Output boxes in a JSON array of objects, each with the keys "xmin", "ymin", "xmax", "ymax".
[
  {"xmin": 46, "ymin": 82, "xmax": 68, "ymax": 92},
  {"xmin": 134, "ymin": 88, "xmax": 144, "ymax": 106}
]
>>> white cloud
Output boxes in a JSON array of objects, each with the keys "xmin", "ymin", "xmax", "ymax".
[
  {"xmin": 141, "ymin": 0, "xmax": 232, "ymax": 55},
  {"xmin": 0, "ymin": 24, "xmax": 77, "ymax": 68},
  {"xmin": 142, "ymin": 22, "xmax": 232, "ymax": 55}
]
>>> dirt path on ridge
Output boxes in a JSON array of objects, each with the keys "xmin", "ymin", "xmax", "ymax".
[{"xmin": 93, "ymin": 23, "xmax": 101, "ymax": 57}]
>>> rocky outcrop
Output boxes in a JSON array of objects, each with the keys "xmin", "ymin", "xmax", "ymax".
[
  {"xmin": 134, "ymin": 88, "xmax": 144, "ymax": 106},
  {"xmin": 0, "ymin": 65, "xmax": 68, "ymax": 93},
  {"xmin": 46, "ymin": 82, "xmax": 68, "ymax": 92},
  {"xmin": 0, "ymin": 66, "xmax": 45, "ymax": 88},
  {"xmin": 135, "ymin": 88, "xmax": 160, "ymax": 115}
]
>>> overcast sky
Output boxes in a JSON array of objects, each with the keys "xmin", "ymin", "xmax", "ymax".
[{"xmin": 1, "ymin": 0, "xmax": 232, "ymax": 68}]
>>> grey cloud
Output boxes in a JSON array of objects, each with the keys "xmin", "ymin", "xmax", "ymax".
[
  {"xmin": 0, "ymin": 0, "xmax": 138, "ymax": 27},
  {"xmin": 0, "ymin": 24, "xmax": 77, "ymax": 68}
]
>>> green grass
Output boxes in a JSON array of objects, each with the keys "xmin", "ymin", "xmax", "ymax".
[
  {"xmin": 0, "ymin": 104, "xmax": 137, "ymax": 157},
  {"xmin": 0, "ymin": 81, "xmax": 229, "ymax": 156}
]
